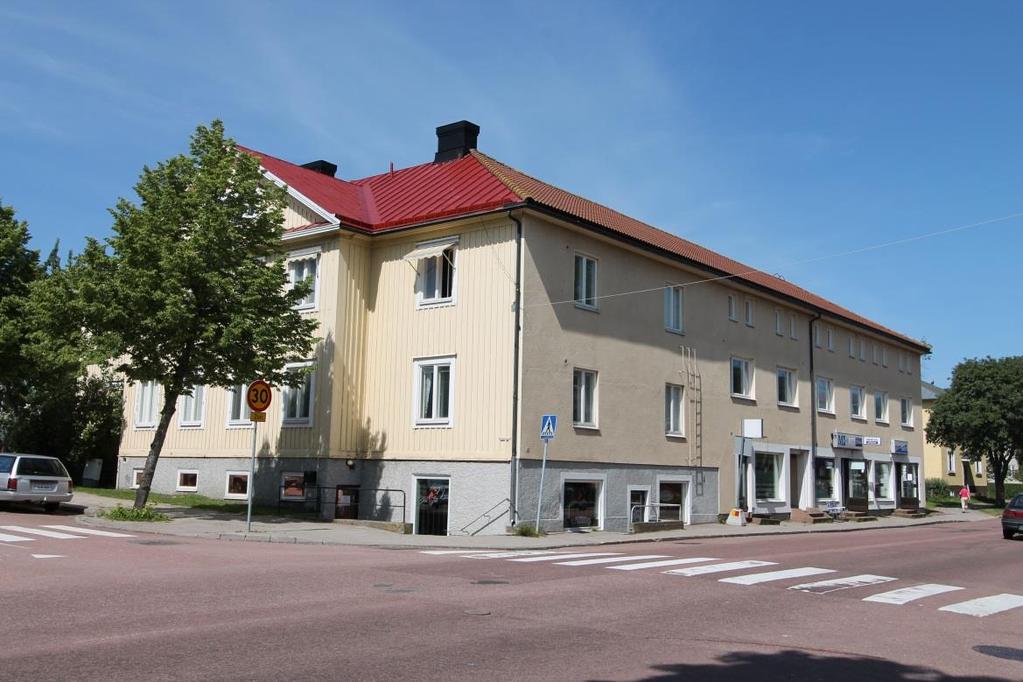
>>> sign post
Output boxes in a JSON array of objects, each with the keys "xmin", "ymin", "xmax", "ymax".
[
  {"xmin": 536, "ymin": 415, "xmax": 557, "ymax": 532},
  {"xmin": 245, "ymin": 380, "xmax": 272, "ymax": 533}
]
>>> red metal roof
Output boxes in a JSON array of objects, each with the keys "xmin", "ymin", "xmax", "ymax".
[{"xmin": 240, "ymin": 143, "xmax": 926, "ymax": 349}]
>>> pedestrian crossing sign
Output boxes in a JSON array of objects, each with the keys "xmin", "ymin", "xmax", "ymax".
[{"xmin": 540, "ymin": 414, "xmax": 557, "ymax": 441}]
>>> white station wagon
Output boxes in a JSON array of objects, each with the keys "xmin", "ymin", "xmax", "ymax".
[{"xmin": 0, "ymin": 453, "xmax": 74, "ymax": 512}]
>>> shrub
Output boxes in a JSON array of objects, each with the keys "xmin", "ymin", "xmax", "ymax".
[
  {"xmin": 512, "ymin": 523, "xmax": 544, "ymax": 537},
  {"xmin": 925, "ymin": 478, "xmax": 950, "ymax": 498},
  {"xmin": 98, "ymin": 504, "xmax": 168, "ymax": 522}
]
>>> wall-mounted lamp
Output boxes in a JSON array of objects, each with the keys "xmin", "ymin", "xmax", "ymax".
[{"xmin": 345, "ymin": 459, "xmax": 355, "ymax": 469}]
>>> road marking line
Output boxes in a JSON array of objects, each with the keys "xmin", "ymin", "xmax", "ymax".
[
  {"xmin": 863, "ymin": 584, "xmax": 964, "ymax": 605},
  {"xmin": 665, "ymin": 560, "xmax": 777, "ymax": 576},
  {"xmin": 789, "ymin": 574, "xmax": 897, "ymax": 594},
  {"xmin": 0, "ymin": 532, "xmax": 33, "ymax": 543},
  {"xmin": 31, "ymin": 554, "xmax": 65, "ymax": 559},
  {"xmin": 555, "ymin": 554, "xmax": 673, "ymax": 566},
  {"xmin": 720, "ymin": 567, "xmax": 835, "ymax": 585},
  {"xmin": 42, "ymin": 525, "xmax": 134, "ymax": 538},
  {"xmin": 939, "ymin": 594, "xmax": 1023, "ymax": 617},
  {"xmin": 1, "ymin": 525, "xmax": 85, "ymax": 540},
  {"xmin": 608, "ymin": 557, "xmax": 719, "ymax": 571},
  {"xmin": 509, "ymin": 552, "xmax": 621, "ymax": 563},
  {"xmin": 465, "ymin": 551, "xmax": 565, "ymax": 559},
  {"xmin": 419, "ymin": 550, "xmax": 500, "ymax": 555}
]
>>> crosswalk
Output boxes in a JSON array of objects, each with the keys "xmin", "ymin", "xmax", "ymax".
[
  {"xmin": 0, "ymin": 524, "xmax": 134, "ymax": 546},
  {"xmin": 421, "ymin": 549, "xmax": 1023, "ymax": 619}
]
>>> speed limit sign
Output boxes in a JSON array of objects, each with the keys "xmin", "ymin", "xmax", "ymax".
[{"xmin": 246, "ymin": 380, "xmax": 272, "ymax": 412}]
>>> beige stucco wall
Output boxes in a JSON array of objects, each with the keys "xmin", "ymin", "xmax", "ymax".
[{"xmin": 518, "ymin": 212, "xmax": 925, "ymax": 513}]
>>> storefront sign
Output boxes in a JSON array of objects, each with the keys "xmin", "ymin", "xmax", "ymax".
[
  {"xmin": 891, "ymin": 440, "xmax": 909, "ymax": 456},
  {"xmin": 862, "ymin": 436, "xmax": 882, "ymax": 446},
  {"xmin": 832, "ymin": 432, "xmax": 863, "ymax": 449}
]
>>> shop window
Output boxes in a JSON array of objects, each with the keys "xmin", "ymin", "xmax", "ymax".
[
  {"xmin": 875, "ymin": 462, "xmax": 893, "ymax": 500},
  {"xmin": 563, "ymin": 481, "xmax": 600, "ymax": 528},
  {"xmin": 658, "ymin": 481, "xmax": 685, "ymax": 522},
  {"xmin": 755, "ymin": 452, "xmax": 782, "ymax": 501},
  {"xmin": 814, "ymin": 458, "xmax": 835, "ymax": 500}
]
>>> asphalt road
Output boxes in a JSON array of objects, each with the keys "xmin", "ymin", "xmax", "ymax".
[{"xmin": 1, "ymin": 505, "xmax": 1020, "ymax": 681}]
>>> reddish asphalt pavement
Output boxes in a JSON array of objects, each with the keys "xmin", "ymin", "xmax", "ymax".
[{"xmin": 1, "ymin": 505, "xmax": 1020, "ymax": 681}]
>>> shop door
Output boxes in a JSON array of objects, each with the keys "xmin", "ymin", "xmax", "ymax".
[
  {"xmin": 658, "ymin": 481, "xmax": 686, "ymax": 523},
  {"xmin": 789, "ymin": 452, "xmax": 803, "ymax": 509},
  {"xmin": 843, "ymin": 460, "xmax": 869, "ymax": 512},
  {"xmin": 335, "ymin": 485, "xmax": 359, "ymax": 520},
  {"xmin": 629, "ymin": 489, "xmax": 648, "ymax": 523},
  {"xmin": 898, "ymin": 464, "xmax": 920, "ymax": 509},
  {"xmin": 416, "ymin": 478, "xmax": 449, "ymax": 535}
]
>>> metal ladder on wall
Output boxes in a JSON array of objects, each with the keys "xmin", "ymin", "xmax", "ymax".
[{"xmin": 681, "ymin": 346, "xmax": 704, "ymax": 497}]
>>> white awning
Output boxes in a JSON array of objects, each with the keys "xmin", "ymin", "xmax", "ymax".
[{"xmin": 403, "ymin": 238, "xmax": 458, "ymax": 264}]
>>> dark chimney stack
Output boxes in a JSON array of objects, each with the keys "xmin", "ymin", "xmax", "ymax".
[
  {"xmin": 301, "ymin": 160, "xmax": 338, "ymax": 177},
  {"xmin": 434, "ymin": 120, "xmax": 480, "ymax": 163}
]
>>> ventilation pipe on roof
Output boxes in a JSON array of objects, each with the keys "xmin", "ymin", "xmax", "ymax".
[
  {"xmin": 435, "ymin": 120, "xmax": 480, "ymax": 163},
  {"xmin": 301, "ymin": 160, "xmax": 338, "ymax": 177}
]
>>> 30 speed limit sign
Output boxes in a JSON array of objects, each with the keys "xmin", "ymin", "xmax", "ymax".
[{"xmin": 246, "ymin": 380, "xmax": 272, "ymax": 412}]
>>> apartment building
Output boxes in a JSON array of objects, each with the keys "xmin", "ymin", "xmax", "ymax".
[
  {"xmin": 117, "ymin": 121, "xmax": 929, "ymax": 535},
  {"xmin": 921, "ymin": 381, "xmax": 988, "ymax": 495}
]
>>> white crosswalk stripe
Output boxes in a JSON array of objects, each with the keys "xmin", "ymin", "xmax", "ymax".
[
  {"xmin": 466, "ymin": 551, "xmax": 564, "ymax": 559},
  {"xmin": 608, "ymin": 557, "xmax": 718, "ymax": 571},
  {"xmin": 419, "ymin": 550, "xmax": 499, "ymax": 555},
  {"xmin": 509, "ymin": 552, "xmax": 621, "ymax": 563},
  {"xmin": 555, "ymin": 554, "xmax": 673, "ymax": 567},
  {"xmin": 863, "ymin": 584, "xmax": 964, "ymax": 605},
  {"xmin": 789, "ymin": 574, "xmax": 897, "ymax": 594},
  {"xmin": 1, "ymin": 526, "xmax": 86, "ymax": 540},
  {"xmin": 42, "ymin": 525, "xmax": 134, "ymax": 538},
  {"xmin": 665, "ymin": 560, "xmax": 776, "ymax": 577},
  {"xmin": 720, "ymin": 567, "xmax": 835, "ymax": 585},
  {"xmin": 938, "ymin": 594, "xmax": 1023, "ymax": 617},
  {"xmin": 0, "ymin": 532, "xmax": 33, "ymax": 543}
]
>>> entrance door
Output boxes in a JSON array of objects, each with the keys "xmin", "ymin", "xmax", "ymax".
[
  {"xmin": 844, "ymin": 459, "xmax": 869, "ymax": 512},
  {"xmin": 563, "ymin": 481, "xmax": 600, "ymax": 529},
  {"xmin": 898, "ymin": 463, "xmax": 920, "ymax": 509},
  {"xmin": 789, "ymin": 452, "xmax": 803, "ymax": 509},
  {"xmin": 658, "ymin": 481, "xmax": 686, "ymax": 523},
  {"xmin": 629, "ymin": 488, "xmax": 648, "ymax": 523},
  {"xmin": 415, "ymin": 478, "xmax": 449, "ymax": 535},
  {"xmin": 335, "ymin": 485, "xmax": 359, "ymax": 520}
]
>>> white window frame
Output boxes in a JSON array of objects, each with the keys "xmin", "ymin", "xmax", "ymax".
[
  {"xmin": 874, "ymin": 461, "xmax": 894, "ymax": 501},
  {"xmin": 744, "ymin": 299, "xmax": 754, "ymax": 327},
  {"xmin": 134, "ymin": 380, "xmax": 159, "ymax": 429},
  {"xmin": 946, "ymin": 450, "xmax": 956, "ymax": 475},
  {"xmin": 816, "ymin": 377, "xmax": 834, "ymax": 414},
  {"xmin": 561, "ymin": 473, "xmax": 606, "ymax": 531},
  {"xmin": 177, "ymin": 385, "xmax": 205, "ymax": 429},
  {"xmin": 131, "ymin": 468, "xmax": 144, "ymax": 489},
  {"xmin": 665, "ymin": 383, "xmax": 685, "ymax": 437},
  {"xmin": 850, "ymin": 385, "xmax": 866, "ymax": 420},
  {"xmin": 777, "ymin": 367, "xmax": 798, "ymax": 408},
  {"xmin": 226, "ymin": 384, "xmax": 253, "ymax": 428},
  {"xmin": 282, "ymin": 362, "xmax": 315, "ymax": 427},
  {"xmin": 414, "ymin": 237, "xmax": 458, "ymax": 308},
  {"xmin": 754, "ymin": 451, "xmax": 784, "ymax": 502},
  {"xmin": 176, "ymin": 469, "xmax": 199, "ymax": 493},
  {"xmin": 774, "ymin": 309, "xmax": 783, "ymax": 336},
  {"xmin": 655, "ymin": 475, "xmax": 692, "ymax": 525},
  {"xmin": 727, "ymin": 294, "xmax": 737, "ymax": 321},
  {"xmin": 975, "ymin": 460, "xmax": 983, "ymax": 476},
  {"xmin": 664, "ymin": 284, "xmax": 684, "ymax": 334},
  {"xmin": 287, "ymin": 246, "xmax": 321, "ymax": 312},
  {"xmin": 900, "ymin": 398, "xmax": 913, "ymax": 427},
  {"xmin": 730, "ymin": 357, "xmax": 754, "ymax": 400},
  {"xmin": 573, "ymin": 252, "xmax": 598, "ymax": 311},
  {"xmin": 874, "ymin": 391, "xmax": 889, "ymax": 424},
  {"xmin": 413, "ymin": 356, "xmax": 455, "ymax": 428},
  {"xmin": 224, "ymin": 471, "xmax": 250, "ymax": 500},
  {"xmin": 572, "ymin": 368, "xmax": 599, "ymax": 429},
  {"xmin": 628, "ymin": 484, "xmax": 652, "ymax": 523},
  {"xmin": 789, "ymin": 314, "xmax": 798, "ymax": 340}
]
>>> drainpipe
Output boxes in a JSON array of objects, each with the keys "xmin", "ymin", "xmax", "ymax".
[
  {"xmin": 808, "ymin": 312, "xmax": 823, "ymax": 507},
  {"xmin": 508, "ymin": 210, "xmax": 523, "ymax": 526}
]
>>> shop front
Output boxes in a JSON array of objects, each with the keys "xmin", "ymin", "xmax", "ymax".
[{"xmin": 892, "ymin": 440, "xmax": 920, "ymax": 509}]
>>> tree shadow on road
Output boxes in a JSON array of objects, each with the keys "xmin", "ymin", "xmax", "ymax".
[{"xmin": 597, "ymin": 649, "xmax": 1015, "ymax": 682}]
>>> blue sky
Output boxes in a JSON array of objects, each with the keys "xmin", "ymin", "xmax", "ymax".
[{"xmin": 1, "ymin": 1, "xmax": 1020, "ymax": 385}]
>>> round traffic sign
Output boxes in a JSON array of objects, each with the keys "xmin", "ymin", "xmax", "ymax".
[{"xmin": 246, "ymin": 380, "xmax": 272, "ymax": 412}]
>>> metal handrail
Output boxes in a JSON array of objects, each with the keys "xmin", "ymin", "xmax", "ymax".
[
  {"xmin": 353, "ymin": 487, "xmax": 407, "ymax": 525},
  {"xmin": 628, "ymin": 503, "xmax": 684, "ymax": 533}
]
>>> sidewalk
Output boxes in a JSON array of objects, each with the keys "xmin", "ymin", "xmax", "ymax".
[{"xmin": 68, "ymin": 491, "xmax": 996, "ymax": 549}]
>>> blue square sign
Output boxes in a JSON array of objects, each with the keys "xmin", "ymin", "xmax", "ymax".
[{"xmin": 540, "ymin": 414, "xmax": 557, "ymax": 441}]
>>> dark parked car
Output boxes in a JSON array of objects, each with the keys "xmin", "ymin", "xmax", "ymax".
[
  {"xmin": 1003, "ymin": 493, "xmax": 1023, "ymax": 540},
  {"xmin": 0, "ymin": 453, "xmax": 74, "ymax": 512}
]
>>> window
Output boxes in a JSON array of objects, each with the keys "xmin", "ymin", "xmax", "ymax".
[
  {"xmin": 574, "ymin": 254, "xmax": 597, "ymax": 309},
  {"xmin": 858, "ymin": 339, "xmax": 866, "ymax": 361},
  {"xmin": 826, "ymin": 327, "xmax": 834, "ymax": 352},
  {"xmin": 664, "ymin": 285, "xmax": 684, "ymax": 333},
  {"xmin": 665, "ymin": 384, "xmax": 684, "ymax": 436},
  {"xmin": 898, "ymin": 352, "xmax": 906, "ymax": 373},
  {"xmin": 905, "ymin": 354, "xmax": 913, "ymax": 375},
  {"xmin": 287, "ymin": 250, "xmax": 320, "ymax": 310},
  {"xmin": 744, "ymin": 299, "xmax": 754, "ymax": 327},
  {"xmin": 727, "ymin": 294, "xmax": 737, "ymax": 321},
  {"xmin": 946, "ymin": 450, "xmax": 956, "ymax": 475},
  {"xmin": 874, "ymin": 391, "xmax": 889, "ymax": 423},
  {"xmin": 882, "ymin": 347, "xmax": 888, "ymax": 367},
  {"xmin": 658, "ymin": 481, "xmax": 686, "ymax": 522},
  {"xmin": 176, "ymin": 470, "xmax": 198, "ymax": 493},
  {"xmin": 975, "ymin": 460, "xmax": 983, "ymax": 477},
  {"xmin": 281, "ymin": 472, "xmax": 306, "ymax": 499},
  {"xmin": 789, "ymin": 314, "xmax": 798, "ymax": 339},
  {"xmin": 872, "ymin": 343, "xmax": 879, "ymax": 365},
  {"xmin": 814, "ymin": 458, "xmax": 835, "ymax": 500},
  {"xmin": 416, "ymin": 241, "xmax": 456, "ymax": 306},
  {"xmin": 850, "ymin": 385, "xmax": 865, "ymax": 419},
  {"xmin": 816, "ymin": 377, "xmax": 834, "ymax": 413},
  {"xmin": 283, "ymin": 363, "xmax": 314, "ymax": 426},
  {"xmin": 131, "ymin": 468, "xmax": 144, "ymax": 489},
  {"xmin": 730, "ymin": 357, "xmax": 754, "ymax": 399},
  {"xmin": 178, "ymin": 385, "xmax": 205, "ymax": 428},
  {"xmin": 572, "ymin": 368, "xmax": 598, "ymax": 427},
  {"xmin": 900, "ymin": 398, "xmax": 913, "ymax": 427},
  {"xmin": 564, "ymin": 480, "xmax": 601, "ymax": 528},
  {"xmin": 848, "ymin": 336, "xmax": 856, "ymax": 358},
  {"xmin": 777, "ymin": 367, "xmax": 797, "ymax": 407},
  {"xmin": 224, "ymin": 471, "xmax": 249, "ymax": 500},
  {"xmin": 755, "ymin": 452, "xmax": 782, "ymax": 501},
  {"xmin": 415, "ymin": 357, "xmax": 454, "ymax": 427},
  {"xmin": 774, "ymin": 309, "xmax": 783, "ymax": 336},
  {"xmin": 135, "ymin": 381, "xmax": 159, "ymax": 428},
  {"xmin": 227, "ymin": 384, "xmax": 252, "ymax": 426},
  {"xmin": 814, "ymin": 323, "xmax": 821, "ymax": 348},
  {"xmin": 875, "ymin": 462, "xmax": 892, "ymax": 500}
]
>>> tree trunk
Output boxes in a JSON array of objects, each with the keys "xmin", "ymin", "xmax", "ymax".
[{"xmin": 133, "ymin": 389, "xmax": 178, "ymax": 509}]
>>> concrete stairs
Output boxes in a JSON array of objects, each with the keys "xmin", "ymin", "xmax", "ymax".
[
  {"xmin": 839, "ymin": 510, "xmax": 878, "ymax": 522},
  {"xmin": 892, "ymin": 508, "xmax": 928, "ymax": 519},
  {"xmin": 750, "ymin": 515, "xmax": 782, "ymax": 526},
  {"xmin": 791, "ymin": 508, "xmax": 834, "ymax": 524}
]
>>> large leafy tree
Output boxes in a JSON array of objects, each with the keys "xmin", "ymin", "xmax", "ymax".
[
  {"xmin": 78, "ymin": 121, "xmax": 318, "ymax": 507},
  {"xmin": 926, "ymin": 356, "xmax": 1023, "ymax": 506}
]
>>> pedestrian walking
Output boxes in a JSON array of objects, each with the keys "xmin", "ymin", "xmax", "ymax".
[{"xmin": 959, "ymin": 485, "xmax": 971, "ymax": 512}]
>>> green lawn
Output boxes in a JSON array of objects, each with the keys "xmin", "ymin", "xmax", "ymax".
[{"xmin": 77, "ymin": 487, "xmax": 307, "ymax": 517}]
